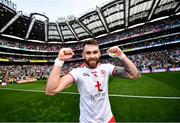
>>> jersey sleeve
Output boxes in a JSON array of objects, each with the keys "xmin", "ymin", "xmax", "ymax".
[
  {"xmin": 69, "ymin": 68, "xmax": 78, "ymax": 82},
  {"xmin": 106, "ymin": 64, "xmax": 115, "ymax": 76}
]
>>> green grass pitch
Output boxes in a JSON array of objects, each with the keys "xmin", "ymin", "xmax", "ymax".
[{"xmin": 0, "ymin": 72, "xmax": 180, "ymax": 122}]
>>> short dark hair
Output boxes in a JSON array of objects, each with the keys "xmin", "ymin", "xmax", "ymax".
[{"xmin": 83, "ymin": 40, "xmax": 98, "ymax": 49}]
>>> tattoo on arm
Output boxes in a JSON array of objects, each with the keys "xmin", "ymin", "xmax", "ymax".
[
  {"xmin": 113, "ymin": 60, "xmax": 140, "ymax": 79},
  {"xmin": 122, "ymin": 59, "xmax": 134, "ymax": 76},
  {"xmin": 112, "ymin": 66, "xmax": 130, "ymax": 78}
]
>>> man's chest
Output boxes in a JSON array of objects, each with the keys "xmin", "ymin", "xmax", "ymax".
[{"xmin": 77, "ymin": 69, "xmax": 109, "ymax": 93}]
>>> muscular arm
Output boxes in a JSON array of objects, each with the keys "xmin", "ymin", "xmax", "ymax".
[
  {"xmin": 113, "ymin": 56, "xmax": 141, "ymax": 80},
  {"xmin": 45, "ymin": 48, "xmax": 74, "ymax": 96},
  {"xmin": 107, "ymin": 46, "xmax": 140, "ymax": 80},
  {"xmin": 45, "ymin": 66, "xmax": 74, "ymax": 96}
]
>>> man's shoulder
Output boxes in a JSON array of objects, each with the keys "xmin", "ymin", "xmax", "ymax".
[
  {"xmin": 99, "ymin": 63, "xmax": 115, "ymax": 73},
  {"xmin": 71, "ymin": 63, "xmax": 87, "ymax": 71},
  {"xmin": 99, "ymin": 63, "xmax": 114, "ymax": 67}
]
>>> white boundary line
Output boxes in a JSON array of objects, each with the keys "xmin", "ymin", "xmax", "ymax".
[{"xmin": 1, "ymin": 88, "xmax": 180, "ymax": 100}]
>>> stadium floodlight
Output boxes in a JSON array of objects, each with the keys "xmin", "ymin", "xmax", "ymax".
[
  {"xmin": 48, "ymin": 41, "xmax": 63, "ymax": 44},
  {"xmin": 96, "ymin": 33, "xmax": 108, "ymax": 38},
  {"xmin": 1, "ymin": 34, "xmax": 24, "ymax": 40},
  {"xmin": 110, "ymin": 28, "xmax": 124, "ymax": 34},
  {"xmin": 128, "ymin": 22, "xmax": 145, "ymax": 29},
  {"xmin": 175, "ymin": 12, "xmax": 180, "ymax": 15},
  {"xmin": 28, "ymin": 39, "xmax": 45, "ymax": 43},
  {"xmin": 149, "ymin": 16, "xmax": 169, "ymax": 23},
  {"xmin": 81, "ymin": 37, "xmax": 94, "ymax": 42}
]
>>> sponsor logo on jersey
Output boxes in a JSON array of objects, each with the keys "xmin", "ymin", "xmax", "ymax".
[
  {"xmin": 90, "ymin": 92, "xmax": 106, "ymax": 103},
  {"xmin": 100, "ymin": 70, "xmax": 106, "ymax": 75},
  {"xmin": 83, "ymin": 73, "xmax": 89, "ymax": 76},
  {"xmin": 95, "ymin": 81, "xmax": 103, "ymax": 92}
]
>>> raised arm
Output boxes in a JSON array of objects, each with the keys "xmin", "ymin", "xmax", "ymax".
[
  {"xmin": 45, "ymin": 48, "xmax": 75, "ymax": 96},
  {"xmin": 107, "ymin": 46, "xmax": 141, "ymax": 80}
]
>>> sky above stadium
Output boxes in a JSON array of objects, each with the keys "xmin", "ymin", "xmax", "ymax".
[{"xmin": 13, "ymin": 0, "xmax": 109, "ymax": 22}]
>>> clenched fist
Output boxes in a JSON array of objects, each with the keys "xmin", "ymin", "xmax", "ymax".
[
  {"xmin": 58, "ymin": 48, "xmax": 74, "ymax": 61},
  {"xmin": 107, "ymin": 46, "xmax": 125, "ymax": 58}
]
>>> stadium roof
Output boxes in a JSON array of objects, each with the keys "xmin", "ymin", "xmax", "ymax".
[{"xmin": 0, "ymin": 0, "xmax": 180, "ymax": 43}]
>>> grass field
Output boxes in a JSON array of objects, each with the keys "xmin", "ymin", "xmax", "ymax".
[{"xmin": 0, "ymin": 72, "xmax": 180, "ymax": 122}]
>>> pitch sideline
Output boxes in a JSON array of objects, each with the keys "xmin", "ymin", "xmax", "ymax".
[{"xmin": 1, "ymin": 88, "xmax": 180, "ymax": 100}]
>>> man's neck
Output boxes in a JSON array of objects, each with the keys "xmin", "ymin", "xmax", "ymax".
[{"xmin": 84, "ymin": 63, "xmax": 101, "ymax": 69}]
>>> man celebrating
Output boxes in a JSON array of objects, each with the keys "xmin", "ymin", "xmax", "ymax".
[{"xmin": 45, "ymin": 40, "xmax": 141, "ymax": 123}]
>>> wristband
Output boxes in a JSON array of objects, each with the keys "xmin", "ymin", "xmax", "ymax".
[{"xmin": 54, "ymin": 58, "xmax": 64, "ymax": 67}]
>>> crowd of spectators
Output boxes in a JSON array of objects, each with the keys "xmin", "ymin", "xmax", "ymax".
[
  {"xmin": 63, "ymin": 47, "xmax": 179, "ymax": 72},
  {"xmin": 98, "ymin": 16, "xmax": 180, "ymax": 44},
  {"xmin": 0, "ymin": 48, "xmax": 179, "ymax": 85},
  {"xmin": 0, "ymin": 39, "xmax": 63, "ymax": 51},
  {"xmin": 0, "ymin": 65, "xmax": 51, "ymax": 85},
  {"xmin": 1, "ymin": 34, "xmax": 179, "ymax": 61},
  {"xmin": 109, "ymin": 48, "xmax": 180, "ymax": 71}
]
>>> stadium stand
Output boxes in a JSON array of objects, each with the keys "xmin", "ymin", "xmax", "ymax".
[{"xmin": 0, "ymin": 0, "xmax": 180, "ymax": 85}]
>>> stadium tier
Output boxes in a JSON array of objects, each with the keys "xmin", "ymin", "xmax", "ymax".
[
  {"xmin": 0, "ymin": 0, "xmax": 180, "ymax": 84},
  {"xmin": 0, "ymin": 0, "xmax": 180, "ymax": 42},
  {"xmin": 0, "ymin": 0, "xmax": 180, "ymax": 122}
]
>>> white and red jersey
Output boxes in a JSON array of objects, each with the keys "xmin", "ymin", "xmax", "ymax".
[{"xmin": 69, "ymin": 63, "xmax": 115, "ymax": 123}]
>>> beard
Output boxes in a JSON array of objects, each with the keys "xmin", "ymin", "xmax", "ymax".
[{"xmin": 85, "ymin": 57, "xmax": 100, "ymax": 69}]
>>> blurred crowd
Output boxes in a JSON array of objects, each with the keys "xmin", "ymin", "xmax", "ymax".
[
  {"xmin": 0, "ymin": 48, "xmax": 179, "ymax": 85},
  {"xmin": 98, "ymin": 16, "xmax": 180, "ymax": 44},
  {"xmin": 1, "ymin": 34, "xmax": 179, "ymax": 61},
  {"xmin": 0, "ymin": 65, "xmax": 51, "ymax": 84},
  {"xmin": 0, "ymin": 39, "xmax": 63, "ymax": 51},
  {"xmin": 109, "ymin": 48, "xmax": 180, "ymax": 71}
]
